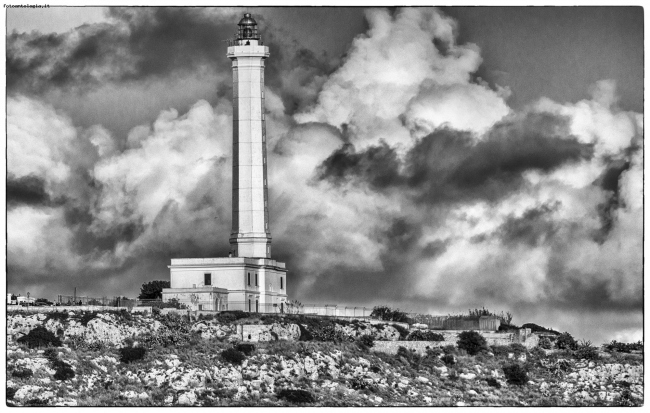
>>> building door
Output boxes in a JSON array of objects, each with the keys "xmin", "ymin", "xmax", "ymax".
[
  {"xmin": 256, "ymin": 299, "xmax": 259, "ymax": 313},
  {"xmin": 248, "ymin": 299, "xmax": 251, "ymax": 312},
  {"xmin": 280, "ymin": 302, "xmax": 284, "ymax": 313}
]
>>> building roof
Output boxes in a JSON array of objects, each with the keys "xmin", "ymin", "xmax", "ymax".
[{"xmin": 238, "ymin": 13, "xmax": 257, "ymax": 27}]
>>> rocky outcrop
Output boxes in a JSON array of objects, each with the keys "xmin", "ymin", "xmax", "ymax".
[{"xmin": 6, "ymin": 310, "xmax": 644, "ymax": 407}]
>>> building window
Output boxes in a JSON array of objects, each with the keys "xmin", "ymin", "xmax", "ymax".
[
  {"xmin": 280, "ymin": 277, "xmax": 283, "ymax": 290},
  {"xmin": 248, "ymin": 299, "xmax": 252, "ymax": 312},
  {"xmin": 248, "ymin": 272, "xmax": 251, "ymax": 286},
  {"xmin": 204, "ymin": 273, "xmax": 211, "ymax": 286},
  {"xmin": 255, "ymin": 273, "xmax": 258, "ymax": 286}
]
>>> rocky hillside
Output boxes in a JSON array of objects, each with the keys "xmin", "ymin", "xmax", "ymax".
[{"xmin": 6, "ymin": 309, "xmax": 644, "ymax": 407}]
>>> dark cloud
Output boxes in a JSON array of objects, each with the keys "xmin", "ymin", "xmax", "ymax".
[
  {"xmin": 7, "ymin": 7, "xmax": 337, "ymax": 116},
  {"xmin": 7, "ymin": 8, "xmax": 232, "ymax": 94},
  {"xmin": 546, "ymin": 255, "xmax": 642, "ymax": 312},
  {"xmin": 264, "ymin": 42, "xmax": 338, "ymax": 114},
  {"xmin": 317, "ymin": 142, "xmax": 403, "ymax": 189},
  {"xmin": 317, "ymin": 112, "xmax": 594, "ymax": 205},
  {"xmin": 496, "ymin": 202, "xmax": 560, "ymax": 247},
  {"xmin": 6, "ymin": 175, "xmax": 51, "ymax": 206},
  {"xmin": 593, "ymin": 155, "xmax": 635, "ymax": 243}
]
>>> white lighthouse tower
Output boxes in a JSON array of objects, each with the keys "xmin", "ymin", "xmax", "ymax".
[
  {"xmin": 228, "ymin": 13, "xmax": 271, "ymax": 259},
  {"xmin": 162, "ymin": 13, "xmax": 287, "ymax": 313}
]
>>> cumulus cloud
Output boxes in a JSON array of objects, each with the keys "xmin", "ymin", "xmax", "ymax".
[
  {"xmin": 6, "ymin": 7, "xmax": 642, "ymax": 343},
  {"xmin": 295, "ymin": 8, "xmax": 507, "ymax": 148}
]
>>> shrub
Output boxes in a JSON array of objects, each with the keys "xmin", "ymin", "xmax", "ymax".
[
  {"xmin": 490, "ymin": 345, "xmax": 511, "ymax": 357},
  {"xmin": 276, "ymin": 388, "xmax": 315, "ymax": 404},
  {"xmin": 575, "ymin": 340, "xmax": 599, "ymax": 360},
  {"xmin": 199, "ymin": 313, "xmax": 215, "ymax": 321},
  {"xmin": 24, "ymin": 398, "xmax": 49, "ymax": 406},
  {"xmin": 604, "ymin": 340, "xmax": 643, "ymax": 353},
  {"xmin": 406, "ymin": 330, "xmax": 445, "ymax": 341},
  {"xmin": 236, "ymin": 343, "xmax": 256, "ymax": 355},
  {"xmin": 45, "ymin": 311, "xmax": 69, "ymax": 322},
  {"xmin": 441, "ymin": 354, "xmax": 456, "ymax": 366},
  {"xmin": 396, "ymin": 346, "xmax": 411, "ymax": 360},
  {"xmin": 502, "ymin": 363, "xmax": 528, "ymax": 385},
  {"xmin": 425, "ymin": 347, "xmax": 443, "ymax": 358},
  {"xmin": 216, "ymin": 311, "xmax": 249, "ymax": 323},
  {"xmin": 119, "ymin": 347, "xmax": 147, "ymax": 364},
  {"xmin": 357, "ymin": 334, "xmax": 375, "ymax": 348},
  {"xmin": 486, "ymin": 377, "xmax": 501, "ymax": 388},
  {"xmin": 7, "ymin": 388, "xmax": 17, "ymax": 400},
  {"xmin": 11, "ymin": 368, "xmax": 33, "ymax": 379},
  {"xmin": 309, "ymin": 324, "xmax": 350, "ymax": 343},
  {"xmin": 555, "ymin": 332, "xmax": 577, "ymax": 350},
  {"xmin": 52, "ymin": 359, "xmax": 75, "ymax": 381},
  {"xmin": 109, "ymin": 309, "xmax": 133, "ymax": 322},
  {"xmin": 457, "ymin": 331, "xmax": 488, "ymax": 355},
  {"xmin": 509, "ymin": 343, "xmax": 527, "ymax": 355},
  {"xmin": 43, "ymin": 347, "xmax": 59, "ymax": 362},
  {"xmin": 221, "ymin": 348, "xmax": 246, "ymax": 365},
  {"xmin": 498, "ymin": 324, "xmax": 520, "ymax": 332},
  {"xmin": 538, "ymin": 337, "xmax": 553, "ymax": 349},
  {"xmin": 17, "ymin": 326, "xmax": 62, "ymax": 348},
  {"xmin": 521, "ymin": 323, "xmax": 560, "ymax": 335},
  {"xmin": 528, "ymin": 346, "xmax": 547, "ymax": 361},
  {"xmin": 296, "ymin": 324, "xmax": 313, "ymax": 341},
  {"xmin": 370, "ymin": 306, "xmax": 411, "ymax": 323},
  {"xmin": 442, "ymin": 344, "xmax": 457, "ymax": 355},
  {"xmin": 79, "ymin": 311, "xmax": 99, "ymax": 326}
]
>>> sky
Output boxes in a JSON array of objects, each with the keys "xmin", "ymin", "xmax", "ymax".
[{"xmin": 4, "ymin": 6, "xmax": 644, "ymax": 344}]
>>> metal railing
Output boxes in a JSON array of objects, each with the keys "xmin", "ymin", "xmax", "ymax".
[
  {"xmin": 53, "ymin": 295, "xmax": 373, "ymax": 319},
  {"xmin": 57, "ymin": 295, "xmax": 120, "ymax": 307}
]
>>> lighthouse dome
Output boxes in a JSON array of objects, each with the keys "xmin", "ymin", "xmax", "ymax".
[{"xmin": 238, "ymin": 13, "xmax": 257, "ymax": 27}]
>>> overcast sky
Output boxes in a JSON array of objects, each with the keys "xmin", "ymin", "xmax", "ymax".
[{"xmin": 5, "ymin": 6, "xmax": 643, "ymax": 344}]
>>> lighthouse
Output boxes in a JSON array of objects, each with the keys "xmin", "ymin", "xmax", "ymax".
[
  {"xmin": 162, "ymin": 14, "xmax": 287, "ymax": 313},
  {"xmin": 228, "ymin": 13, "xmax": 272, "ymax": 259}
]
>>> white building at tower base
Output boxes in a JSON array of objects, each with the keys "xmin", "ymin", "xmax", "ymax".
[{"xmin": 162, "ymin": 257, "xmax": 287, "ymax": 313}]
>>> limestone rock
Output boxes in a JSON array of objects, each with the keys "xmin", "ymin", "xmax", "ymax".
[{"xmin": 177, "ymin": 391, "xmax": 197, "ymax": 406}]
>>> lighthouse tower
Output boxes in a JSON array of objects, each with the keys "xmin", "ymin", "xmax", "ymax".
[
  {"xmin": 163, "ymin": 14, "xmax": 287, "ymax": 313},
  {"xmin": 227, "ymin": 13, "xmax": 271, "ymax": 259}
]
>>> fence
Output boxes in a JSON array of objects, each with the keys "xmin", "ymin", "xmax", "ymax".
[
  {"xmin": 55, "ymin": 296, "xmax": 372, "ymax": 318},
  {"xmin": 57, "ymin": 295, "xmax": 120, "ymax": 307}
]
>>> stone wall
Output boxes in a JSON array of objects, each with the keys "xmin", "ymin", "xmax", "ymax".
[
  {"xmin": 6, "ymin": 305, "xmax": 152, "ymax": 313},
  {"xmin": 240, "ymin": 324, "xmax": 300, "ymax": 342},
  {"xmin": 371, "ymin": 329, "xmax": 540, "ymax": 355}
]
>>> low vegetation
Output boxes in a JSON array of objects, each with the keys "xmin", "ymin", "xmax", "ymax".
[
  {"xmin": 221, "ymin": 347, "xmax": 246, "ymax": 365},
  {"xmin": 5, "ymin": 309, "xmax": 644, "ymax": 407},
  {"xmin": 119, "ymin": 347, "xmax": 147, "ymax": 364},
  {"xmin": 17, "ymin": 326, "xmax": 62, "ymax": 348},
  {"xmin": 456, "ymin": 330, "xmax": 488, "ymax": 355}
]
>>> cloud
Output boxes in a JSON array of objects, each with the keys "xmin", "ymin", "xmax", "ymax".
[
  {"xmin": 6, "ymin": 96, "xmax": 234, "ymax": 296},
  {"xmin": 7, "ymin": 8, "xmax": 236, "ymax": 93},
  {"xmin": 317, "ymin": 111, "xmax": 594, "ymax": 206},
  {"xmin": 6, "ymin": 175, "xmax": 51, "ymax": 207},
  {"xmin": 295, "ymin": 7, "xmax": 505, "ymax": 149}
]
